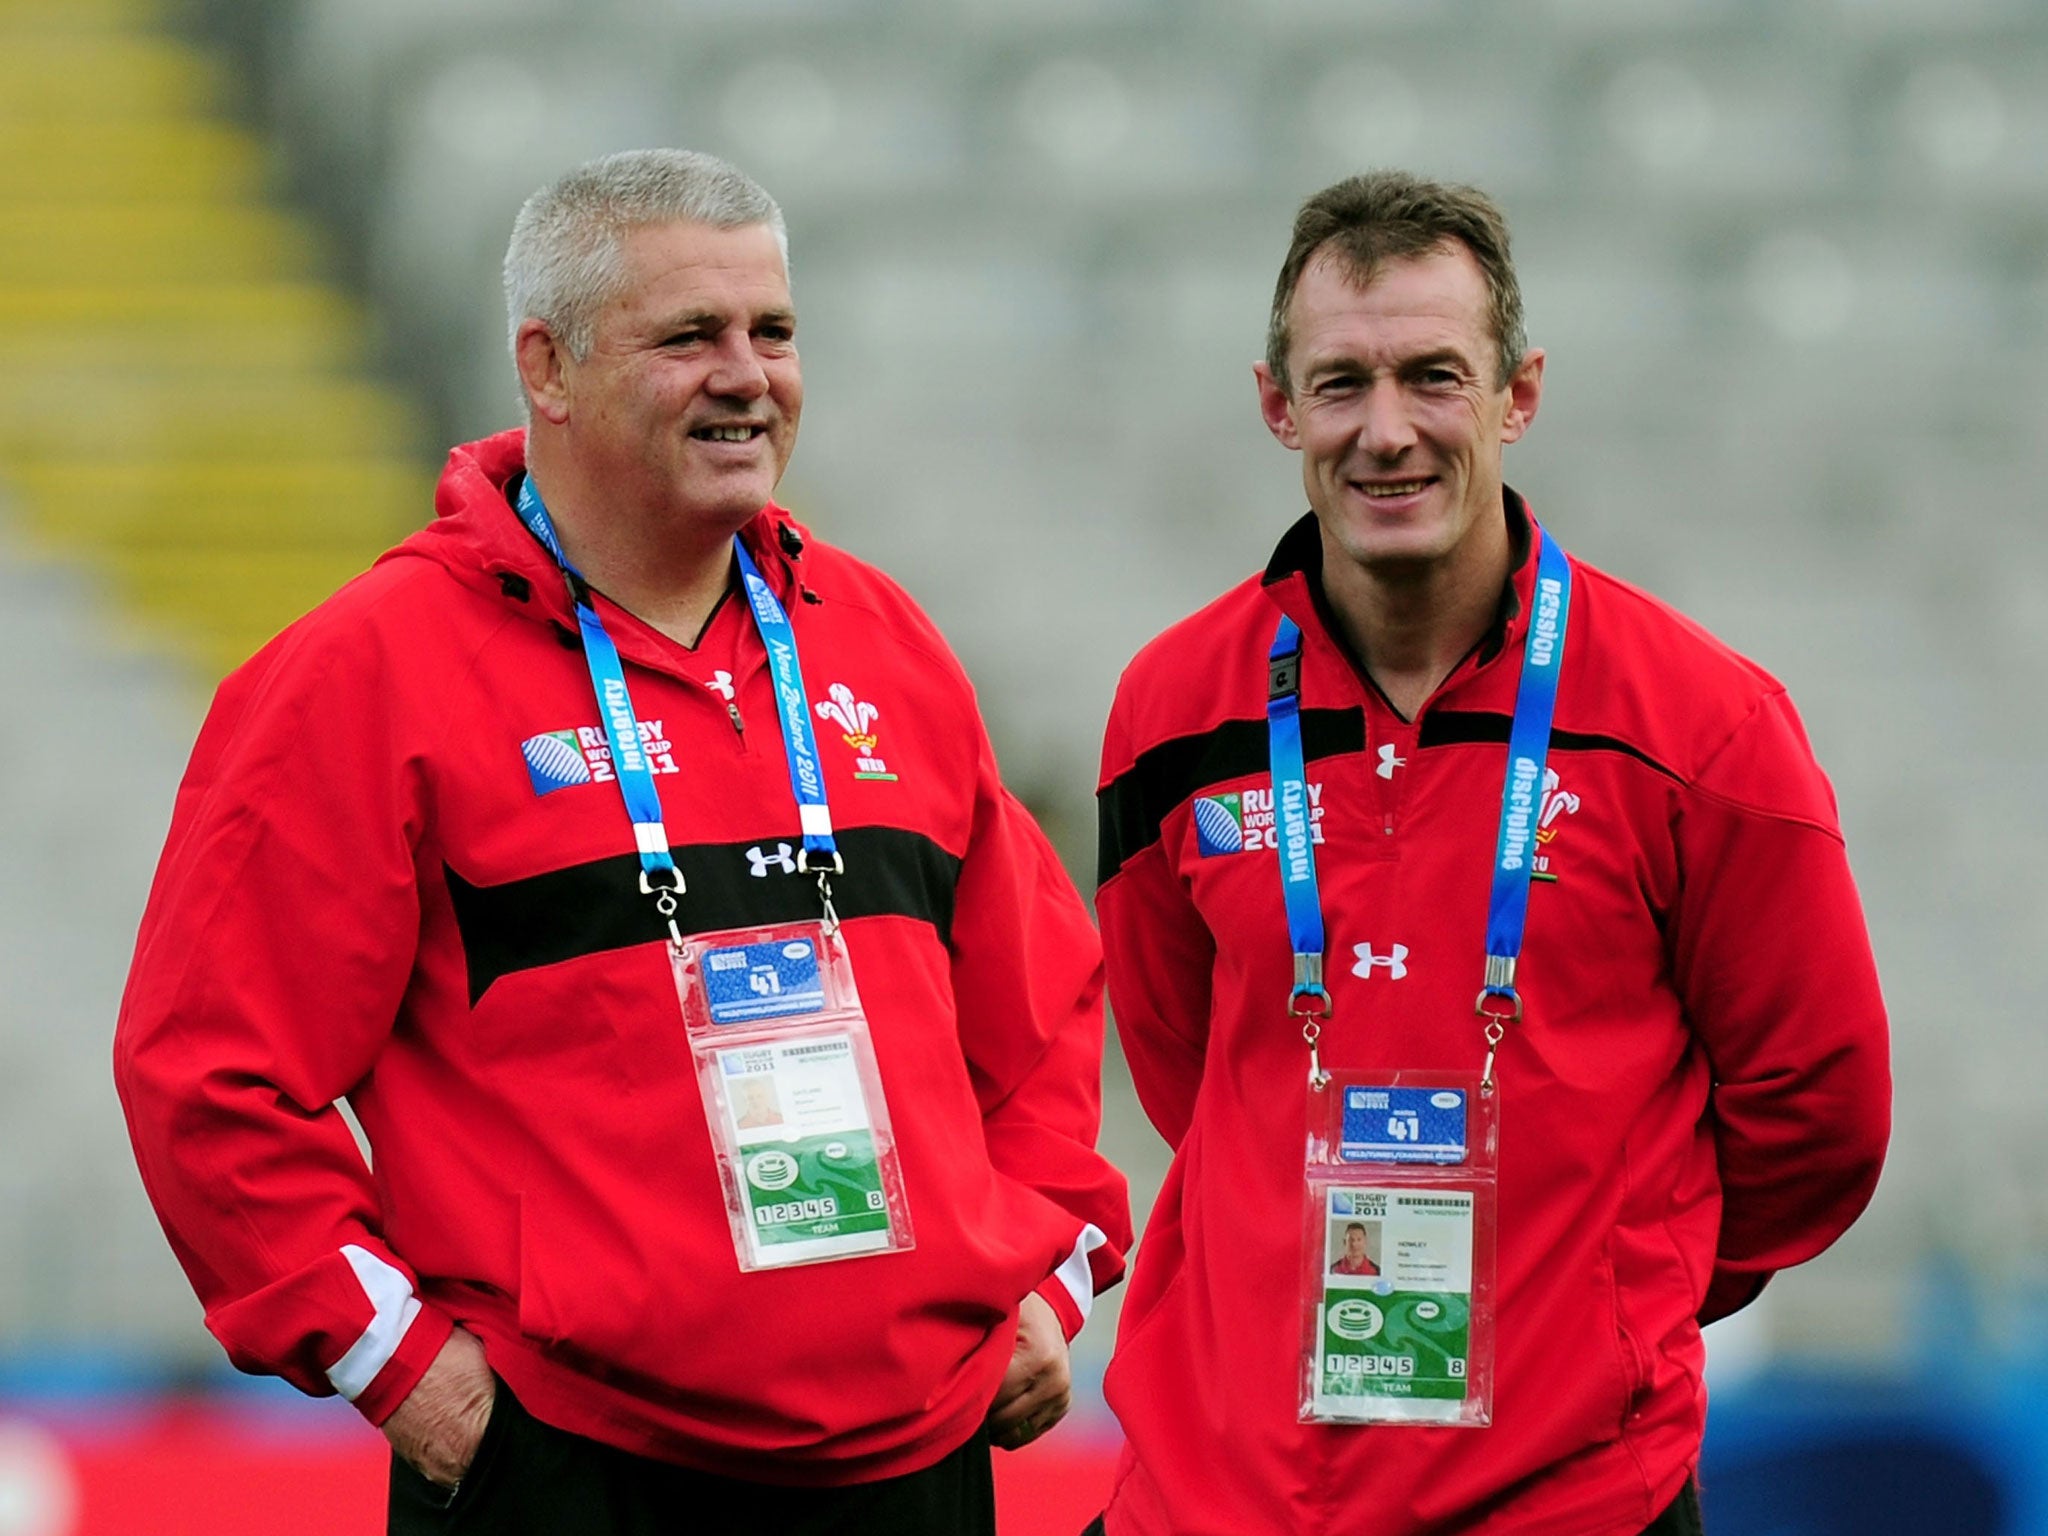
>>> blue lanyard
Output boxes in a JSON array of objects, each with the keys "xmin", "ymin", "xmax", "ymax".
[
  {"xmin": 732, "ymin": 539, "xmax": 840, "ymax": 878},
  {"xmin": 1267, "ymin": 528, "xmax": 1572, "ymax": 1091},
  {"xmin": 515, "ymin": 478, "xmax": 680, "ymax": 918},
  {"xmin": 1266, "ymin": 617, "xmax": 1325, "ymax": 1011},
  {"xmin": 1481, "ymin": 531, "xmax": 1572, "ymax": 1009},
  {"xmin": 513, "ymin": 477, "xmax": 843, "ymax": 934}
]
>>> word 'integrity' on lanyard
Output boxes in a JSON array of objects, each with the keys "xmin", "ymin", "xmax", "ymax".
[
  {"xmin": 1266, "ymin": 528, "xmax": 1573, "ymax": 1095},
  {"xmin": 513, "ymin": 476, "xmax": 845, "ymax": 938}
]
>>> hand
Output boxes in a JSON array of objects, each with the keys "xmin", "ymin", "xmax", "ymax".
[
  {"xmin": 985, "ymin": 1291, "xmax": 1072, "ymax": 1451},
  {"xmin": 382, "ymin": 1328, "xmax": 496, "ymax": 1488}
]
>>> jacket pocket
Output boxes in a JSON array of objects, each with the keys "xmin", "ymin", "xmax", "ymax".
[
  {"xmin": 387, "ymin": 1375, "xmax": 518, "ymax": 1528},
  {"xmin": 1602, "ymin": 1243, "xmax": 1652, "ymax": 1430}
]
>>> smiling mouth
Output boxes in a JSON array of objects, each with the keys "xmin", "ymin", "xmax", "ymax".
[
  {"xmin": 1356, "ymin": 478, "xmax": 1435, "ymax": 499},
  {"xmin": 692, "ymin": 424, "xmax": 767, "ymax": 443}
]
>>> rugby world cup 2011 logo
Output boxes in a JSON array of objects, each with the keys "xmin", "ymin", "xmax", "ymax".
[
  {"xmin": 1193, "ymin": 783, "xmax": 1326, "ymax": 858},
  {"xmin": 1193, "ymin": 794, "xmax": 1248, "ymax": 857},
  {"xmin": 521, "ymin": 730, "xmax": 592, "ymax": 795},
  {"xmin": 520, "ymin": 720, "xmax": 680, "ymax": 796}
]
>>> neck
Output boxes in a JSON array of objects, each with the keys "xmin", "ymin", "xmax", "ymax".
[
  {"xmin": 1317, "ymin": 513, "xmax": 1511, "ymax": 719},
  {"xmin": 525, "ymin": 454, "xmax": 744, "ymax": 647}
]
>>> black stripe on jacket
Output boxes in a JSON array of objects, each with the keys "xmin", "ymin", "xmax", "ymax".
[
  {"xmin": 1096, "ymin": 708, "xmax": 1679, "ymax": 884},
  {"xmin": 1097, "ymin": 707, "xmax": 1364, "ymax": 887},
  {"xmin": 448, "ymin": 825, "xmax": 961, "ymax": 1004}
]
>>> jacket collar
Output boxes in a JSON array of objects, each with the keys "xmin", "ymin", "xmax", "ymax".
[
  {"xmin": 399, "ymin": 429, "xmax": 812, "ymax": 666},
  {"xmin": 1260, "ymin": 486, "xmax": 1537, "ymax": 672}
]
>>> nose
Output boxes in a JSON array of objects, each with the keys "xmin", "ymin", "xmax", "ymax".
[
  {"xmin": 706, "ymin": 329, "xmax": 770, "ymax": 401},
  {"xmin": 1355, "ymin": 378, "xmax": 1418, "ymax": 461}
]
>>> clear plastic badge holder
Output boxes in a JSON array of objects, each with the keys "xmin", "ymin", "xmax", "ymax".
[
  {"xmin": 673, "ymin": 920, "xmax": 914, "ymax": 1271},
  {"xmin": 1300, "ymin": 1071, "xmax": 1498, "ymax": 1426}
]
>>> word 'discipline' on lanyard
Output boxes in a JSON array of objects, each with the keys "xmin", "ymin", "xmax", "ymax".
[
  {"xmin": 514, "ymin": 476, "xmax": 844, "ymax": 937},
  {"xmin": 1267, "ymin": 529, "xmax": 1573, "ymax": 1094}
]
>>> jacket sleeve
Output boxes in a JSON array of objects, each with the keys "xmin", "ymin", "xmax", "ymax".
[
  {"xmin": 112, "ymin": 623, "xmax": 455, "ymax": 1423},
  {"xmin": 948, "ymin": 720, "xmax": 1133, "ymax": 1341},
  {"xmin": 1669, "ymin": 687, "xmax": 1892, "ymax": 1324},
  {"xmin": 1095, "ymin": 684, "xmax": 1216, "ymax": 1154}
]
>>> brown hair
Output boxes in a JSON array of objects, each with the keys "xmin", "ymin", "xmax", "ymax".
[{"xmin": 1266, "ymin": 170, "xmax": 1526, "ymax": 392}]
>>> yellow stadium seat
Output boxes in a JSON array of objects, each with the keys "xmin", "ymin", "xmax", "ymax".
[{"xmin": 0, "ymin": 0, "xmax": 432, "ymax": 680}]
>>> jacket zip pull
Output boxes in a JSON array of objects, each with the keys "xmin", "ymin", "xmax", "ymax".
[{"xmin": 727, "ymin": 700, "xmax": 746, "ymax": 737}]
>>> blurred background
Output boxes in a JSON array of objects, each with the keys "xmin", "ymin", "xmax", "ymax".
[{"xmin": 2, "ymin": 0, "xmax": 2045, "ymax": 1530}]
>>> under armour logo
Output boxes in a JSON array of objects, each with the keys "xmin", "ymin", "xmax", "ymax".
[
  {"xmin": 746, "ymin": 842, "xmax": 796, "ymax": 877},
  {"xmin": 1352, "ymin": 943, "xmax": 1409, "ymax": 980},
  {"xmin": 706, "ymin": 670, "xmax": 736, "ymax": 701},
  {"xmin": 1376, "ymin": 744, "xmax": 1406, "ymax": 780}
]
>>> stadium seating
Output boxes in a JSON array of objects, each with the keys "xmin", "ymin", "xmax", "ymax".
[
  {"xmin": 0, "ymin": 0, "xmax": 426, "ymax": 1358},
  {"xmin": 4, "ymin": 0, "xmax": 2045, "ymax": 1413}
]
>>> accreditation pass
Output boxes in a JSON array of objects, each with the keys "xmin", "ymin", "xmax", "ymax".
[
  {"xmin": 1314, "ymin": 1184, "xmax": 1475, "ymax": 1421},
  {"xmin": 716, "ymin": 1034, "xmax": 893, "ymax": 1267}
]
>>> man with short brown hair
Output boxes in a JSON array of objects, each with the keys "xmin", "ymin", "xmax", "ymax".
[{"xmin": 1091, "ymin": 171, "xmax": 1889, "ymax": 1535}]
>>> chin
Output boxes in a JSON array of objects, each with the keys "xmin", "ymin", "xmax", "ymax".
[
  {"xmin": 679, "ymin": 480, "xmax": 776, "ymax": 529},
  {"xmin": 1327, "ymin": 522, "xmax": 1459, "ymax": 574}
]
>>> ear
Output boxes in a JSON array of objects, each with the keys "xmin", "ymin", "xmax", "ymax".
[
  {"xmin": 1254, "ymin": 361, "xmax": 1302, "ymax": 451},
  {"xmin": 1498, "ymin": 347, "xmax": 1544, "ymax": 446},
  {"xmin": 515, "ymin": 319, "xmax": 574, "ymax": 426}
]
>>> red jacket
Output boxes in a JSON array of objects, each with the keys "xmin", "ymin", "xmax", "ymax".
[
  {"xmin": 1095, "ymin": 501, "xmax": 1888, "ymax": 1535},
  {"xmin": 115, "ymin": 430, "xmax": 1130, "ymax": 1484}
]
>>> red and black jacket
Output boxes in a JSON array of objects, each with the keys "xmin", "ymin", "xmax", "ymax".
[
  {"xmin": 116, "ymin": 429, "xmax": 1131, "ymax": 1484},
  {"xmin": 1095, "ymin": 495, "xmax": 1888, "ymax": 1536}
]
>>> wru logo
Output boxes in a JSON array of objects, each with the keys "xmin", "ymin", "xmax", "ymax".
[{"xmin": 817, "ymin": 683, "xmax": 880, "ymax": 751}]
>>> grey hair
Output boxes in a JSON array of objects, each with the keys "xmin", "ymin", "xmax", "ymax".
[{"xmin": 503, "ymin": 148, "xmax": 788, "ymax": 367}]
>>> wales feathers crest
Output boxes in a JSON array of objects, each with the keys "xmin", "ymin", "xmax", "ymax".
[
  {"xmin": 817, "ymin": 683, "xmax": 878, "ymax": 736},
  {"xmin": 816, "ymin": 683, "xmax": 881, "ymax": 751}
]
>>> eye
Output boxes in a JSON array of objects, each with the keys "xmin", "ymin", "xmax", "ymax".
[
  {"xmin": 1412, "ymin": 363, "xmax": 1472, "ymax": 390},
  {"xmin": 1312, "ymin": 372, "xmax": 1362, "ymax": 397}
]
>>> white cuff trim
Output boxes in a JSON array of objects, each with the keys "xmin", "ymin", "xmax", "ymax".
[
  {"xmin": 327, "ymin": 1244, "xmax": 423, "ymax": 1402},
  {"xmin": 1052, "ymin": 1224, "xmax": 1110, "ymax": 1326}
]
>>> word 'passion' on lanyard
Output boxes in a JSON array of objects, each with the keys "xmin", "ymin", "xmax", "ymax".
[
  {"xmin": 513, "ymin": 477, "xmax": 843, "ymax": 938},
  {"xmin": 1266, "ymin": 529, "xmax": 1573, "ymax": 1095}
]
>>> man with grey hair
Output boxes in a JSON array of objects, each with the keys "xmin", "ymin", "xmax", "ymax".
[
  {"xmin": 116, "ymin": 148, "xmax": 1130, "ymax": 1534},
  {"xmin": 1091, "ymin": 171, "xmax": 1888, "ymax": 1534}
]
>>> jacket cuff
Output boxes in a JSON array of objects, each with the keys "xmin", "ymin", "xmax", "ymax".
[
  {"xmin": 1038, "ymin": 1222, "xmax": 1113, "ymax": 1343},
  {"xmin": 1033, "ymin": 1275, "xmax": 1086, "ymax": 1343},
  {"xmin": 350, "ymin": 1302, "xmax": 456, "ymax": 1427}
]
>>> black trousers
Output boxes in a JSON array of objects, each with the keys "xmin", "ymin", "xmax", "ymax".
[
  {"xmin": 1078, "ymin": 1478, "xmax": 1703, "ymax": 1535},
  {"xmin": 389, "ymin": 1380, "xmax": 995, "ymax": 1536}
]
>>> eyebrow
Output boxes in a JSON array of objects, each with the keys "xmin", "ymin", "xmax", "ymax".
[
  {"xmin": 659, "ymin": 310, "xmax": 722, "ymax": 333},
  {"xmin": 1398, "ymin": 347, "xmax": 1476, "ymax": 372},
  {"xmin": 1305, "ymin": 345, "xmax": 1478, "ymax": 379},
  {"xmin": 655, "ymin": 306, "xmax": 797, "ymax": 334}
]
